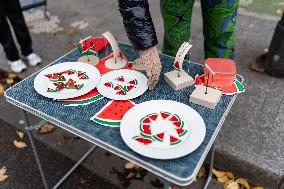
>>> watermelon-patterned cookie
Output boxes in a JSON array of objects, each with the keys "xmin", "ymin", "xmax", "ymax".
[
  {"xmin": 104, "ymin": 82, "xmax": 113, "ymax": 88},
  {"xmin": 170, "ymin": 136, "xmax": 181, "ymax": 145},
  {"xmin": 133, "ymin": 136, "xmax": 153, "ymax": 145},
  {"xmin": 115, "ymin": 76, "xmax": 125, "ymax": 82},
  {"xmin": 134, "ymin": 111, "xmax": 189, "ymax": 147},
  {"xmin": 129, "ymin": 79, "xmax": 138, "ymax": 85},
  {"xmin": 45, "ymin": 69, "xmax": 89, "ymax": 93}
]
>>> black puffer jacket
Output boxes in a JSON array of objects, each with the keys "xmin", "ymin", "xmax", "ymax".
[{"xmin": 118, "ymin": 0, "xmax": 158, "ymax": 51}]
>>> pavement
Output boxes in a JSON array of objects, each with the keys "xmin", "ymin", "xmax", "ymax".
[{"xmin": 0, "ymin": 0, "xmax": 283, "ymax": 188}]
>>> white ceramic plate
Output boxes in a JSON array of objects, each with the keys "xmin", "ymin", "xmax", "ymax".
[
  {"xmin": 120, "ymin": 100, "xmax": 206, "ymax": 159},
  {"xmin": 34, "ymin": 62, "xmax": 101, "ymax": 99},
  {"xmin": 97, "ymin": 69, "xmax": 148, "ymax": 100}
]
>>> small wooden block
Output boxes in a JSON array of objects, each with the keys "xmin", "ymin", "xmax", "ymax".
[
  {"xmin": 77, "ymin": 55, "xmax": 99, "ymax": 66},
  {"xmin": 189, "ymin": 85, "xmax": 222, "ymax": 109},
  {"xmin": 105, "ymin": 58, "xmax": 127, "ymax": 70},
  {"xmin": 164, "ymin": 69, "xmax": 194, "ymax": 91},
  {"xmin": 133, "ymin": 58, "xmax": 146, "ymax": 71}
]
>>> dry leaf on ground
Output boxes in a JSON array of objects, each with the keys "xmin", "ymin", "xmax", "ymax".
[
  {"xmin": 213, "ymin": 168, "xmax": 226, "ymax": 178},
  {"xmin": 224, "ymin": 180, "xmax": 240, "ymax": 189},
  {"xmin": 6, "ymin": 78, "xmax": 14, "ymax": 85},
  {"xmin": 125, "ymin": 162, "xmax": 136, "ymax": 169},
  {"xmin": 13, "ymin": 140, "xmax": 27, "ymax": 148},
  {"xmin": 16, "ymin": 130, "xmax": 24, "ymax": 139},
  {"xmin": 197, "ymin": 167, "xmax": 206, "ymax": 178},
  {"xmin": 8, "ymin": 73, "xmax": 17, "ymax": 79},
  {"xmin": 218, "ymin": 175, "xmax": 229, "ymax": 183},
  {"xmin": 0, "ymin": 85, "xmax": 5, "ymax": 94},
  {"xmin": 225, "ymin": 172, "xmax": 234, "ymax": 179},
  {"xmin": 66, "ymin": 28, "xmax": 78, "ymax": 36},
  {"xmin": 236, "ymin": 178, "xmax": 250, "ymax": 189},
  {"xmin": 0, "ymin": 167, "xmax": 8, "ymax": 182},
  {"xmin": 66, "ymin": 43, "xmax": 76, "ymax": 52},
  {"xmin": 38, "ymin": 123, "xmax": 56, "ymax": 134}
]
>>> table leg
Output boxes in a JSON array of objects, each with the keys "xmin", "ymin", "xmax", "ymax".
[
  {"xmin": 203, "ymin": 143, "xmax": 215, "ymax": 189},
  {"xmin": 21, "ymin": 110, "xmax": 97, "ymax": 189},
  {"xmin": 21, "ymin": 110, "xmax": 49, "ymax": 189},
  {"xmin": 52, "ymin": 145, "xmax": 96, "ymax": 189}
]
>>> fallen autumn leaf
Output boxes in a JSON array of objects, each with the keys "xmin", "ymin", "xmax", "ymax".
[
  {"xmin": 236, "ymin": 178, "xmax": 250, "ymax": 189},
  {"xmin": 16, "ymin": 130, "xmax": 24, "ymax": 139},
  {"xmin": 226, "ymin": 172, "xmax": 234, "ymax": 179},
  {"xmin": 125, "ymin": 162, "xmax": 136, "ymax": 170},
  {"xmin": 13, "ymin": 140, "xmax": 27, "ymax": 149},
  {"xmin": 213, "ymin": 168, "xmax": 226, "ymax": 178},
  {"xmin": 224, "ymin": 180, "xmax": 240, "ymax": 189},
  {"xmin": 217, "ymin": 175, "xmax": 229, "ymax": 183},
  {"xmin": 38, "ymin": 123, "xmax": 56, "ymax": 134},
  {"xmin": 0, "ymin": 85, "xmax": 5, "ymax": 94},
  {"xmin": 66, "ymin": 43, "xmax": 76, "ymax": 52},
  {"xmin": 65, "ymin": 27, "xmax": 78, "ymax": 36},
  {"xmin": 8, "ymin": 73, "xmax": 17, "ymax": 79},
  {"xmin": 0, "ymin": 167, "xmax": 8, "ymax": 182}
]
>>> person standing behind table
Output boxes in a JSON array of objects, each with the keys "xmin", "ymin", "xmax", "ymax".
[
  {"xmin": 0, "ymin": 0, "xmax": 42, "ymax": 73},
  {"xmin": 250, "ymin": 12, "xmax": 284, "ymax": 77},
  {"xmin": 118, "ymin": 0, "xmax": 239, "ymax": 90}
]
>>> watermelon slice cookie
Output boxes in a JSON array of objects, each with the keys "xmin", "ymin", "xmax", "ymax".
[
  {"xmin": 64, "ymin": 79, "xmax": 84, "ymax": 90},
  {"xmin": 132, "ymin": 136, "xmax": 153, "ymax": 145},
  {"xmin": 115, "ymin": 76, "xmax": 125, "ymax": 82},
  {"xmin": 129, "ymin": 79, "xmax": 138, "ymax": 85},
  {"xmin": 139, "ymin": 113, "xmax": 158, "ymax": 138},
  {"xmin": 47, "ymin": 82, "xmax": 65, "ymax": 92},
  {"xmin": 90, "ymin": 100, "xmax": 135, "ymax": 127},
  {"xmin": 46, "ymin": 73, "xmax": 66, "ymax": 82},
  {"xmin": 176, "ymin": 128, "xmax": 188, "ymax": 137},
  {"xmin": 61, "ymin": 69, "xmax": 76, "ymax": 76},
  {"xmin": 104, "ymin": 82, "xmax": 113, "ymax": 88},
  {"xmin": 77, "ymin": 71, "xmax": 89, "ymax": 80},
  {"xmin": 134, "ymin": 111, "xmax": 188, "ymax": 146},
  {"xmin": 126, "ymin": 85, "xmax": 135, "ymax": 91},
  {"xmin": 153, "ymin": 132, "xmax": 165, "ymax": 142},
  {"xmin": 160, "ymin": 111, "xmax": 172, "ymax": 120},
  {"xmin": 139, "ymin": 113, "xmax": 156, "ymax": 125},
  {"xmin": 113, "ymin": 84, "xmax": 134, "ymax": 96},
  {"xmin": 170, "ymin": 136, "xmax": 182, "ymax": 145}
]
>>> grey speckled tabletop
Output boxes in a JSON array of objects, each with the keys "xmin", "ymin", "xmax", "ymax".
[{"xmin": 4, "ymin": 42, "xmax": 243, "ymax": 186}]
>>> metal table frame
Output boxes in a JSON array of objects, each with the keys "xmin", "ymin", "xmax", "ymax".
[
  {"xmin": 20, "ymin": 108, "xmax": 215, "ymax": 189},
  {"xmin": 5, "ymin": 45, "xmax": 241, "ymax": 189}
]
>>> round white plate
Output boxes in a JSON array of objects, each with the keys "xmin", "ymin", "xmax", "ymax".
[
  {"xmin": 120, "ymin": 100, "xmax": 206, "ymax": 159},
  {"xmin": 97, "ymin": 69, "xmax": 148, "ymax": 100},
  {"xmin": 34, "ymin": 62, "xmax": 101, "ymax": 99}
]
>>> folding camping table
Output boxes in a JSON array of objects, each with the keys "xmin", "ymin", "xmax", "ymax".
[{"xmin": 4, "ymin": 42, "xmax": 243, "ymax": 189}]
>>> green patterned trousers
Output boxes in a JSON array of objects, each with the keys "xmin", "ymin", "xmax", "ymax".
[{"xmin": 161, "ymin": 0, "xmax": 239, "ymax": 59}]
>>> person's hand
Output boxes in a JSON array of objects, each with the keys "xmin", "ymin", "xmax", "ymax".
[{"xmin": 140, "ymin": 46, "xmax": 162, "ymax": 90}]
